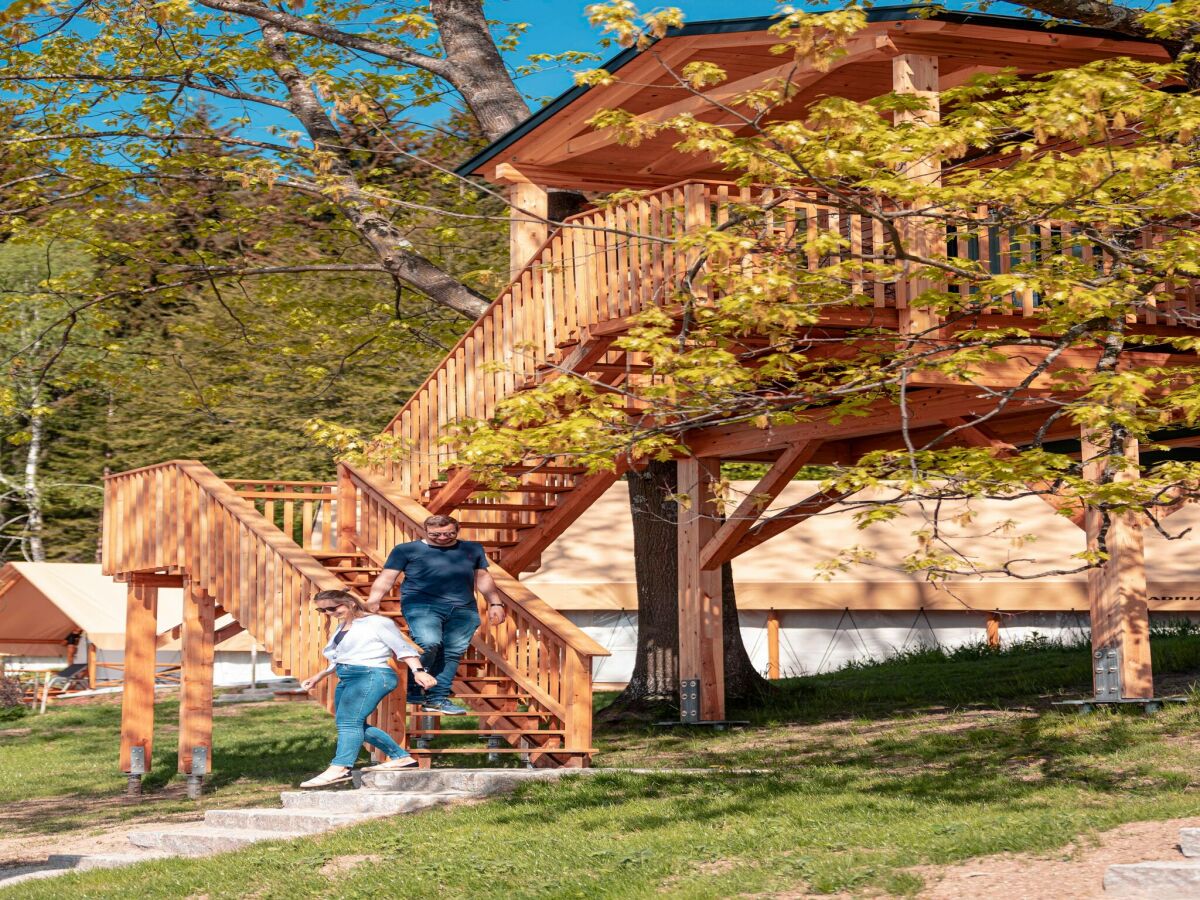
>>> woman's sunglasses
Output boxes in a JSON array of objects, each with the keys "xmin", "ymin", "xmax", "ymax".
[{"xmin": 315, "ymin": 605, "xmax": 342, "ymax": 614}]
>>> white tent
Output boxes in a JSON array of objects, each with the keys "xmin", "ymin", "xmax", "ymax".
[
  {"xmin": 0, "ymin": 562, "xmax": 276, "ymax": 686},
  {"xmin": 521, "ymin": 482, "xmax": 1200, "ymax": 682}
]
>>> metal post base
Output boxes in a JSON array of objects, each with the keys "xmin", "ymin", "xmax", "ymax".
[
  {"xmin": 186, "ymin": 773, "xmax": 204, "ymax": 800},
  {"xmin": 126, "ymin": 773, "xmax": 143, "ymax": 797}
]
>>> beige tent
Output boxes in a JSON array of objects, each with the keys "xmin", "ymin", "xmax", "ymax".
[
  {"xmin": 522, "ymin": 482, "xmax": 1200, "ymax": 682},
  {"xmin": 0, "ymin": 563, "xmax": 263, "ymax": 685},
  {"xmin": 524, "ymin": 481, "xmax": 1200, "ymax": 614}
]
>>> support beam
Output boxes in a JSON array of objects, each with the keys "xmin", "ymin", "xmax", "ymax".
[
  {"xmin": 1082, "ymin": 429, "xmax": 1153, "ymax": 699},
  {"xmin": 942, "ymin": 417, "xmax": 1085, "ymax": 528},
  {"xmin": 214, "ymin": 620, "xmax": 245, "ymax": 646},
  {"xmin": 504, "ymin": 178, "xmax": 549, "ymax": 277},
  {"xmin": 731, "ymin": 488, "xmax": 849, "ymax": 560},
  {"xmin": 178, "ymin": 581, "xmax": 216, "ymax": 775},
  {"xmin": 87, "ymin": 640, "xmax": 97, "ymax": 690},
  {"xmin": 677, "ymin": 458, "xmax": 724, "ymax": 722},
  {"xmin": 767, "ymin": 610, "xmax": 781, "ymax": 679},
  {"xmin": 700, "ymin": 441, "xmax": 821, "ymax": 570},
  {"xmin": 119, "ymin": 582, "xmax": 158, "ymax": 773}
]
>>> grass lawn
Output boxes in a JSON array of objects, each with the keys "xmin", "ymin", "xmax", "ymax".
[{"xmin": 4, "ymin": 634, "xmax": 1200, "ymax": 897}]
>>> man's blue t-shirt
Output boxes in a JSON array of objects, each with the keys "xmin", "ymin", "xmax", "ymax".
[{"xmin": 383, "ymin": 540, "xmax": 489, "ymax": 607}]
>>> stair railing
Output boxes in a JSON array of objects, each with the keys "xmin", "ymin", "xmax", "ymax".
[
  {"xmin": 339, "ymin": 462, "xmax": 610, "ymax": 753},
  {"xmin": 104, "ymin": 460, "xmax": 363, "ymax": 706}
]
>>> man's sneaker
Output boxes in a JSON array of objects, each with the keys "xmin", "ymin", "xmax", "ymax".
[{"xmin": 421, "ymin": 700, "xmax": 468, "ymax": 716}]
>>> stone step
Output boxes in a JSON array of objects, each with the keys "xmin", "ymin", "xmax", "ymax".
[
  {"xmin": 280, "ymin": 789, "xmax": 455, "ymax": 814},
  {"xmin": 1179, "ymin": 827, "xmax": 1200, "ymax": 856},
  {"xmin": 128, "ymin": 824, "xmax": 308, "ymax": 855},
  {"xmin": 0, "ymin": 853, "xmax": 169, "ymax": 889},
  {"xmin": 1104, "ymin": 861, "xmax": 1200, "ymax": 897},
  {"xmin": 204, "ymin": 807, "xmax": 370, "ymax": 834},
  {"xmin": 360, "ymin": 766, "xmax": 584, "ymax": 795}
]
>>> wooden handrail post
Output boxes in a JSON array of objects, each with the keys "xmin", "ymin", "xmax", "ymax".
[
  {"xmin": 178, "ymin": 579, "xmax": 216, "ymax": 778},
  {"xmin": 892, "ymin": 53, "xmax": 943, "ymax": 337},
  {"xmin": 119, "ymin": 582, "xmax": 158, "ymax": 776},
  {"xmin": 336, "ymin": 465, "xmax": 356, "ymax": 552},
  {"xmin": 562, "ymin": 649, "xmax": 593, "ymax": 761},
  {"xmin": 1082, "ymin": 428, "xmax": 1153, "ymax": 699}
]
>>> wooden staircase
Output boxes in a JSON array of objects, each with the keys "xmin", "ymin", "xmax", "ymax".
[{"xmin": 103, "ymin": 460, "xmax": 608, "ymax": 777}]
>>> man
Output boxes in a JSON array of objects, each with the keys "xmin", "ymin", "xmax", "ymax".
[{"xmin": 365, "ymin": 514, "xmax": 506, "ymax": 715}]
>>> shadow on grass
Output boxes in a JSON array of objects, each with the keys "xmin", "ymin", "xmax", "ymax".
[{"xmin": 597, "ymin": 633, "xmax": 1200, "ymax": 736}]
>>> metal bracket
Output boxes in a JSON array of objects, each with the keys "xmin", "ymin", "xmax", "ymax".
[
  {"xmin": 129, "ymin": 746, "xmax": 146, "ymax": 775},
  {"xmin": 186, "ymin": 746, "xmax": 207, "ymax": 800},
  {"xmin": 680, "ymin": 679, "xmax": 700, "ymax": 723},
  {"xmin": 1093, "ymin": 646, "xmax": 1123, "ymax": 700}
]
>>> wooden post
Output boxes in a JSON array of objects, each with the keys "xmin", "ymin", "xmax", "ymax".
[
  {"xmin": 767, "ymin": 610, "xmax": 780, "ymax": 679},
  {"xmin": 892, "ymin": 53, "xmax": 942, "ymax": 336},
  {"xmin": 986, "ymin": 613, "xmax": 1001, "ymax": 650},
  {"xmin": 1082, "ymin": 429, "xmax": 1153, "ymax": 699},
  {"xmin": 336, "ymin": 465, "xmax": 356, "ymax": 552},
  {"xmin": 86, "ymin": 640, "xmax": 97, "ymax": 689},
  {"xmin": 119, "ymin": 583, "xmax": 158, "ymax": 773},
  {"xmin": 678, "ymin": 457, "xmax": 724, "ymax": 721},
  {"xmin": 508, "ymin": 181, "xmax": 549, "ymax": 277},
  {"xmin": 178, "ymin": 581, "xmax": 216, "ymax": 774},
  {"xmin": 562, "ymin": 649, "xmax": 593, "ymax": 759}
]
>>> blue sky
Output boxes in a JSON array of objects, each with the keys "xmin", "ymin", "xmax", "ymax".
[{"xmin": 500, "ymin": 0, "xmax": 793, "ymax": 105}]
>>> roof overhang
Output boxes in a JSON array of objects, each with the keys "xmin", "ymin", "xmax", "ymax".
[{"xmin": 458, "ymin": 6, "xmax": 1169, "ymax": 192}]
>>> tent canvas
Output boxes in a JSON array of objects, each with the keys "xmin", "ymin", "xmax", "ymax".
[
  {"xmin": 522, "ymin": 481, "xmax": 1200, "ymax": 613},
  {"xmin": 0, "ymin": 562, "xmax": 257, "ymax": 656}
]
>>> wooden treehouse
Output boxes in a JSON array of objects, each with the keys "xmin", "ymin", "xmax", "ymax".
[{"xmin": 105, "ymin": 8, "xmax": 1193, "ymax": 781}]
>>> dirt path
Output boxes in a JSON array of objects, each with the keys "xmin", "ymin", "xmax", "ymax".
[
  {"xmin": 916, "ymin": 816, "xmax": 1200, "ymax": 898},
  {"xmin": 0, "ymin": 791, "xmax": 202, "ymax": 871}
]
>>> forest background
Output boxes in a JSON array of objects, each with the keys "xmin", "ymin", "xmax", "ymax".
[{"xmin": 0, "ymin": 0, "xmax": 786, "ymax": 563}]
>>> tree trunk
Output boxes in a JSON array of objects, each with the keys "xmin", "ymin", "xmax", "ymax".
[
  {"xmin": 602, "ymin": 460, "xmax": 770, "ymax": 720},
  {"xmin": 22, "ymin": 374, "xmax": 45, "ymax": 562}
]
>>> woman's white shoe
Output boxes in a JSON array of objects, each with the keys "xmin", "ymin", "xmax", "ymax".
[
  {"xmin": 300, "ymin": 766, "xmax": 353, "ymax": 788},
  {"xmin": 365, "ymin": 756, "xmax": 419, "ymax": 771}
]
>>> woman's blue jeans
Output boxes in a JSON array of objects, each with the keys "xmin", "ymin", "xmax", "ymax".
[
  {"xmin": 331, "ymin": 664, "xmax": 410, "ymax": 767},
  {"xmin": 402, "ymin": 601, "xmax": 481, "ymax": 704}
]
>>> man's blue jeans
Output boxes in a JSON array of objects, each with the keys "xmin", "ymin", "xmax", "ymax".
[
  {"xmin": 331, "ymin": 664, "xmax": 410, "ymax": 767},
  {"xmin": 402, "ymin": 601, "xmax": 481, "ymax": 704}
]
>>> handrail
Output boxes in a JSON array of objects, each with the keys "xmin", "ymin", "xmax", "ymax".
[
  {"xmin": 379, "ymin": 179, "xmax": 1200, "ymax": 501},
  {"xmin": 340, "ymin": 463, "xmax": 604, "ymax": 749},
  {"xmin": 342, "ymin": 463, "xmax": 609, "ymax": 658},
  {"xmin": 102, "ymin": 461, "xmax": 347, "ymax": 703},
  {"xmin": 226, "ymin": 478, "xmax": 337, "ymax": 551}
]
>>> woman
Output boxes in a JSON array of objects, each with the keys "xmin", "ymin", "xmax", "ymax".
[{"xmin": 299, "ymin": 588, "xmax": 436, "ymax": 788}]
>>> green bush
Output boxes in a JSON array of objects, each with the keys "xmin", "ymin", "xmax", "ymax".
[{"xmin": 0, "ymin": 675, "xmax": 27, "ymax": 721}]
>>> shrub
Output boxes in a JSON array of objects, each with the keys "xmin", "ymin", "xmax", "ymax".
[{"xmin": 0, "ymin": 674, "xmax": 28, "ymax": 721}]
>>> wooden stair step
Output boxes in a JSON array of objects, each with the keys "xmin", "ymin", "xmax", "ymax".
[
  {"xmin": 405, "ymin": 709, "xmax": 552, "ymax": 717},
  {"xmin": 309, "ymin": 551, "xmax": 366, "ymax": 560},
  {"xmin": 323, "ymin": 566, "xmax": 380, "ymax": 573},
  {"xmin": 427, "ymin": 483, "xmax": 573, "ymax": 496},
  {"xmin": 448, "ymin": 696, "xmax": 528, "ymax": 705},
  {"xmin": 458, "ymin": 521, "xmax": 536, "ymax": 530},
  {"xmin": 407, "ymin": 747, "xmax": 594, "ymax": 755},
  {"xmin": 501, "ymin": 465, "xmax": 587, "ymax": 475},
  {"xmin": 407, "ymin": 729, "xmax": 566, "ymax": 735},
  {"xmin": 452, "ymin": 503, "xmax": 554, "ymax": 511}
]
